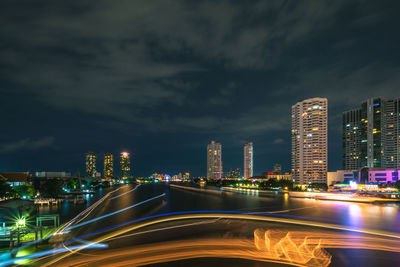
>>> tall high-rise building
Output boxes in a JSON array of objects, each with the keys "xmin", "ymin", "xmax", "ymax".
[
  {"xmin": 342, "ymin": 109, "xmax": 362, "ymax": 170},
  {"xmin": 120, "ymin": 152, "xmax": 131, "ymax": 179},
  {"xmin": 207, "ymin": 141, "xmax": 222, "ymax": 179},
  {"xmin": 291, "ymin": 97, "xmax": 328, "ymax": 184},
  {"xmin": 85, "ymin": 152, "xmax": 97, "ymax": 178},
  {"xmin": 244, "ymin": 142, "xmax": 253, "ymax": 179},
  {"xmin": 104, "ymin": 153, "xmax": 114, "ymax": 178},
  {"xmin": 343, "ymin": 97, "xmax": 400, "ymax": 169},
  {"xmin": 383, "ymin": 98, "xmax": 400, "ymax": 168}
]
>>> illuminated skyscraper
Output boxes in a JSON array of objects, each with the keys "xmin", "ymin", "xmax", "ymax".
[
  {"xmin": 244, "ymin": 142, "xmax": 253, "ymax": 179},
  {"xmin": 291, "ymin": 97, "xmax": 328, "ymax": 184},
  {"xmin": 343, "ymin": 97, "xmax": 400, "ymax": 169},
  {"xmin": 207, "ymin": 141, "xmax": 222, "ymax": 179},
  {"xmin": 104, "ymin": 153, "xmax": 114, "ymax": 178},
  {"xmin": 342, "ymin": 109, "xmax": 361, "ymax": 170},
  {"xmin": 120, "ymin": 152, "xmax": 131, "ymax": 179},
  {"xmin": 85, "ymin": 152, "xmax": 97, "ymax": 178}
]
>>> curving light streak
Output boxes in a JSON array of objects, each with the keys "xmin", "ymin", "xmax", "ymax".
[
  {"xmin": 0, "ymin": 184, "xmax": 140, "ymax": 262},
  {"xmin": 65, "ymin": 193, "xmax": 165, "ymax": 231},
  {"xmin": 59, "ymin": 186, "xmax": 122, "ymax": 233},
  {"xmin": 44, "ymin": 210, "xmax": 400, "ymax": 266},
  {"xmin": 43, "ymin": 229, "xmax": 400, "ymax": 267},
  {"xmin": 109, "ymin": 184, "xmax": 140, "ymax": 200},
  {"xmin": 106, "ymin": 219, "xmax": 218, "ymax": 241}
]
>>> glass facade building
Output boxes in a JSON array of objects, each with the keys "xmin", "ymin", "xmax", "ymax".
[{"xmin": 343, "ymin": 97, "xmax": 400, "ymax": 170}]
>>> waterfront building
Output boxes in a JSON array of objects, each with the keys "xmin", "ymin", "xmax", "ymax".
[
  {"xmin": 244, "ymin": 142, "xmax": 254, "ymax": 179},
  {"xmin": 255, "ymin": 172, "xmax": 292, "ymax": 182},
  {"xmin": 0, "ymin": 172, "xmax": 31, "ymax": 186},
  {"xmin": 328, "ymin": 168, "xmax": 400, "ymax": 185},
  {"xmin": 120, "ymin": 152, "xmax": 131, "ymax": 179},
  {"xmin": 342, "ymin": 109, "xmax": 362, "ymax": 170},
  {"xmin": 207, "ymin": 141, "xmax": 222, "ymax": 179},
  {"xmin": 327, "ymin": 170, "xmax": 358, "ymax": 186},
  {"xmin": 85, "ymin": 152, "xmax": 97, "ymax": 178},
  {"xmin": 291, "ymin": 97, "xmax": 328, "ymax": 184},
  {"xmin": 104, "ymin": 153, "xmax": 114, "ymax": 178},
  {"xmin": 34, "ymin": 171, "xmax": 71, "ymax": 178},
  {"xmin": 343, "ymin": 97, "xmax": 400, "ymax": 169}
]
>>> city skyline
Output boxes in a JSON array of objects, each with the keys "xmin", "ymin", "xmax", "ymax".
[{"xmin": 1, "ymin": 2, "xmax": 400, "ymax": 266}]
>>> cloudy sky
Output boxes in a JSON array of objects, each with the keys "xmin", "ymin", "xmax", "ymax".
[{"xmin": 0, "ymin": 0, "xmax": 399, "ymax": 176}]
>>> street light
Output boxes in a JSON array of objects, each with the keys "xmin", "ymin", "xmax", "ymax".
[{"xmin": 16, "ymin": 217, "xmax": 26, "ymax": 227}]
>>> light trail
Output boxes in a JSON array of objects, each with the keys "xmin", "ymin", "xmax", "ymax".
[
  {"xmin": 108, "ymin": 184, "xmax": 140, "ymax": 200},
  {"xmin": 47, "ymin": 229, "xmax": 400, "ymax": 267},
  {"xmin": 60, "ymin": 184, "xmax": 140, "ymax": 233},
  {"xmin": 60, "ymin": 186, "xmax": 123, "ymax": 233},
  {"xmin": 0, "ymin": 184, "xmax": 141, "ymax": 263},
  {"xmin": 44, "ymin": 210, "xmax": 400, "ymax": 266},
  {"xmin": 66, "ymin": 193, "xmax": 165, "ymax": 231},
  {"xmin": 106, "ymin": 219, "xmax": 219, "ymax": 241}
]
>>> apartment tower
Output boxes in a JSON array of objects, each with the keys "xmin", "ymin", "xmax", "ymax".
[
  {"xmin": 244, "ymin": 142, "xmax": 254, "ymax": 179},
  {"xmin": 207, "ymin": 141, "xmax": 222, "ymax": 179},
  {"xmin": 291, "ymin": 98, "xmax": 328, "ymax": 184}
]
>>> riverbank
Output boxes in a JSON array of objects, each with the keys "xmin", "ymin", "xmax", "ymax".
[{"xmin": 0, "ymin": 199, "xmax": 33, "ymax": 209}]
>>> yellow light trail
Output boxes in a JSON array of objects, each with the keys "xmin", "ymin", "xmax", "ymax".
[
  {"xmin": 47, "ymin": 229, "xmax": 400, "ymax": 267},
  {"xmin": 43, "ymin": 212, "xmax": 400, "ymax": 266}
]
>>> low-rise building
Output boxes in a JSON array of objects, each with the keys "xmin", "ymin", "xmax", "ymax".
[
  {"xmin": 255, "ymin": 172, "xmax": 292, "ymax": 182},
  {"xmin": 328, "ymin": 168, "xmax": 400, "ymax": 185},
  {"xmin": 0, "ymin": 172, "xmax": 32, "ymax": 186},
  {"xmin": 327, "ymin": 170, "xmax": 358, "ymax": 185}
]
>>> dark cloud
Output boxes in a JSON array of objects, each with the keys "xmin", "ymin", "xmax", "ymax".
[
  {"xmin": 0, "ymin": 136, "xmax": 55, "ymax": 154},
  {"xmin": 0, "ymin": 0, "xmax": 399, "ymax": 175}
]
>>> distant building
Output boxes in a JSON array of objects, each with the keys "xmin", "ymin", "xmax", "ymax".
[
  {"xmin": 120, "ymin": 152, "xmax": 131, "ymax": 179},
  {"xmin": 34, "ymin": 172, "xmax": 71, "ymax": 178},
  {"xmin": 104, "ymin": 153, "xmax": 114, "ymax": 178},
  {"xmin": 225, "ymin": 168, "xmax": 241, "ymax": 178},
  {"xmin": 343, "ymin": 97, "xmax": 400, "ymax": 170},
  {"xmin": 207, "ymin": 141, "xmax": 222, "ymax": 179},
  {"xmin": 0, "ymin": 172, "xmax": 31, "ymax": 186},
  {"xmin": 273, "ymin": 164, "xmax": 282, "ymax": 174},
  {"xmin": 85, "ymin": 152, "xmax": 97, "ymax": 178},
  {"xmin": 244, "ymin": 142, "xmax": 253, "ymax": 179},
  {"xmin": 291, "ymin": 97, "xmax": 328, "ymax": 184},
  {"xmin": 183, "ymin": 172, "xmax": 190, "ymax": 181},
  {"xmin": 256, "ymin": 172, "xmax": 292, "ymax": 182}
]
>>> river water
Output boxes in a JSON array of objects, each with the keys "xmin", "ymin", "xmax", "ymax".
[{"xmin": 9, "ymin": 183, "xmax": 400, "ymax": 266}]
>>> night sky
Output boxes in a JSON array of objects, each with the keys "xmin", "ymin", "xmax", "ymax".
[{"xmin": 1, "ymin": 1, "xmax": 399, "ymax": 177}]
